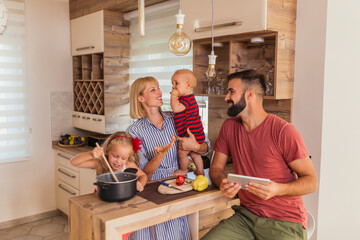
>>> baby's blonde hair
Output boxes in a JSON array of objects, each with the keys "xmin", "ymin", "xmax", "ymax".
[
  {"xmin": 97, "ymin": 131, "xmax": 139, "ymax": 174},
  {"xmin": 172, "ymin": 69, "xmax": 197, "ymax": 88}
]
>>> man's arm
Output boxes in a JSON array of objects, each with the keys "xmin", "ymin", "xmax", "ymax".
[
  {"xmin": 210, "ymin": 151, "xmax": 241, "ymax": 198},
  {"xmin": 246, "ymin": 156, "xmax": 318, "ymax": 200}
]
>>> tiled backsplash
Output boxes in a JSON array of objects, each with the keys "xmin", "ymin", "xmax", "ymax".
[{"xmin": 50, "ymin": 92, "xmax": 88, "ymax": 141}]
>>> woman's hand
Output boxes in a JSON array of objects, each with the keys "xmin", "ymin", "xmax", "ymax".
[
  {"xmin": 154, "ymin": 135, "xmax": 176, "ymax": 155},
  {"xmin": 176, "ymin": 128, "xmax": 200, "ymax": 152},
  {"xmin": 220, "ymin": 178, "xmax": 241, "ymax": 199},
  {"xmin": 136, "ymin": 181, "xmax": 144, "ymax": 192},
  {"xmin": 91, "ymin": 146, "xmax": 104, "ymax": 159}
]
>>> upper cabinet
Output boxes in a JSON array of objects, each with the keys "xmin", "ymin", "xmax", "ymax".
[
  {"xmin": 70, "ymin": 10, "xmax": 131, "ymax": 134},
  {"xmin": 70, "ymin": 11, "xmax": 104, "ymax": 56},
  {"xmin": 187, "ymin": 0, "xmax": 297, "ymax": 100},
  {"xmin": 183, "ymin": 0, "xmax": 267, "ymax": 40}
]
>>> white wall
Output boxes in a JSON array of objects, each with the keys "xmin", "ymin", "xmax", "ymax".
[
  {"xmin": 294, "ymin": 0, "xmax": 360, "ymax": 239},
  {"xmin": 0, "ymin": 0, "xmax": 72, "ymax": 222}
]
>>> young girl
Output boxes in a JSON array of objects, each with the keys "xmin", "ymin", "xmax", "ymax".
[{"xmin": 70, "ymin": 131, "xmax": 147, "ymax": 192}]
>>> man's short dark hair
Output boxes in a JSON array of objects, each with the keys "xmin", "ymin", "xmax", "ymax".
[{"xmin": 227, "ymin": 70, "xmax": 267, "ymax": 97}]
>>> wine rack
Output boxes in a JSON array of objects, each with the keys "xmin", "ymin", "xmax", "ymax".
[{"xmin": 73, "ymin": 53, "xmax": 104, "ymax": 115}]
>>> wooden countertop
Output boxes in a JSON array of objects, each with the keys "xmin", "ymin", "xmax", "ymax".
[
  {"xmin": 52, "ymin": 141, "xmax": 93, "ymax": 156},
  {"xmin": 69, "ymin": 183, "xmax": 239, "ymax": 240}
]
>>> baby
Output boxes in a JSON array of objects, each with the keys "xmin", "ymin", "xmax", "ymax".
[{"xmin": 171, "ymin": 69, "xmax": 205, "ymax": 176}]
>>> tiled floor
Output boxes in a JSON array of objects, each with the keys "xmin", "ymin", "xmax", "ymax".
[{"xmin": 0, "ymin": 215, "xmax": 68, "ymax": 240}]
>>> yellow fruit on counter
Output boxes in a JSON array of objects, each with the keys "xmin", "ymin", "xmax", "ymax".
[
  {"xmin": 81, "ymin": 137, "xmax": 85, "ymax": 142},
  {"xmin": 69, "ymin": 140, "xmax": 74, "ymax": 145},
  {"xmin": 193, "ymin": 175, "xmax": 209, "ymax": 191}
]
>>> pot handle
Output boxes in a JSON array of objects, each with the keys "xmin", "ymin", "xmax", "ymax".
[{"xmin": 94, "ymin": 182, "xmax": 109, "ymax": 189}]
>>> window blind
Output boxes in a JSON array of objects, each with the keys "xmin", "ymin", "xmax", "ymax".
[
  {"xmin": 0, "ymin": 0, "xmax": 29, "ymax": 163},
  {"xmin": 127, "ymin": 5, "xmax": 208, "ymax": 133}
]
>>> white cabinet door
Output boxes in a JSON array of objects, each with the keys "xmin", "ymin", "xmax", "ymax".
[
  {"xmin": 70, "ymin": 10, "xmax": 104, "ymax": 56},
  {"xmin": 183, "ymin": 0, "xmax": 267, "ymax": 40}
]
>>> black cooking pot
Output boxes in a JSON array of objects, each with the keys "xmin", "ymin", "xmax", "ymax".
[{"xmin": 94, "ymin": 172, "xmax": 138, "ymax": 202}]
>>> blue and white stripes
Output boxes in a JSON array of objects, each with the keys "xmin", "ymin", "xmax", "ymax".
[{"xmin": 126, "ymin": 111, "xmax": 191, "ymax": 240}]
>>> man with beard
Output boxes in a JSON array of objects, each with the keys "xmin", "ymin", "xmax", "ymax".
[{"xmin": 202, "ymin": 70, "xmax": 318, "ymax": 240}]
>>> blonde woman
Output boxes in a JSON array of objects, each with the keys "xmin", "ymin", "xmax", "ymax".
[{"xmin": 126, "ymin": 76, "xmax": 209, "ymax": 240}]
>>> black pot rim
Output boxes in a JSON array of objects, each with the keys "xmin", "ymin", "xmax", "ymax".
[{"xmin": 96, "ymin": 172, "xmax": 138, "ymax": 184}]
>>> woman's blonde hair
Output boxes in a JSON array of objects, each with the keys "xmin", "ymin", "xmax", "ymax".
[
  {"xmin": 97, "ymin": 131, "xmax": 139, "ymax": 175},
  {"xmin": 129, "ymin": 76, "xmax": 159, "ymax": 119}
]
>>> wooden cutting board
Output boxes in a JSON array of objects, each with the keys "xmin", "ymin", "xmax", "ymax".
[{"xmin": 158, "ymin": 179, "xmax": 193, "ymax": 195}]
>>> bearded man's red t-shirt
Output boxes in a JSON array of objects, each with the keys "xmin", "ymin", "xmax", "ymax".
[{"xmin": 213, "ymin": 114, "xmax": 308, "ymax": 228}]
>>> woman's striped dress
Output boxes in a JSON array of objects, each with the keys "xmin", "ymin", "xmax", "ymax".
[{"xmin": 126, "ymin": 111, "xmax": 191, "ymax": 240}]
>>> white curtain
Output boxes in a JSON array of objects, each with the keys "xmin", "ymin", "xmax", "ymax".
[
  {"xmin": 0, "ymin": 0, "xmax": 29, "ymax": 162},
  {"xmin": 127, "ymin": 4, "xmax": 208, "ymax": 133}
]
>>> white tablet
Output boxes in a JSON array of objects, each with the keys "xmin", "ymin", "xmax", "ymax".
[{"xmin": 227, "ymin": 173, "xmax": 270, "ymax": 189}]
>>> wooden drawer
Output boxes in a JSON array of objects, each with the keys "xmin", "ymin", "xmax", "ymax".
[
  {"xmin": 56, "ymin": 151, "xmax": 78, "ymax": 173},
  {"xmin": 57, "ymin": 165, "xmax": 79, "ymax": 189},
  {"xmin": 56, "ymin": 179, "xmax": 79, "ymax": 215}
]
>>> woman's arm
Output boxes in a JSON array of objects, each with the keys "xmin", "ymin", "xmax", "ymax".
[{"xmin": 142, "ymin": 135, "xmax": 176, "ymax": 179}]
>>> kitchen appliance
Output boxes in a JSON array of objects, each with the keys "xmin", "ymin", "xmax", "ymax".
[
  {"xmin": 87, "ymin": 134, "xmax": 108, "ymax": 147},
  {"xmin": 94, "ymin": 172, "xmax": 138, "ymax": 202}
]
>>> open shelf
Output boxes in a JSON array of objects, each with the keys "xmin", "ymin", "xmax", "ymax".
[
  {"xmin": 193, "ymin": 32, "xmax": 276, "ymax": 98},
  {"xmin": 73, "ymin": 53, "xmax": 105, "ymax": 115}
]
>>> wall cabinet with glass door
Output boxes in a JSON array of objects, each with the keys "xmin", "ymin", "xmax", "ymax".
[{"xmin": 70, "ymin": 10, "xmax": 131, "ymax": 134}]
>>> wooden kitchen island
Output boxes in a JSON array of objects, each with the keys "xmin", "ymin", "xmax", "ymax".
[{"xmin": 69, "ymin": 181, "xmax": 239, "ymax": 240}]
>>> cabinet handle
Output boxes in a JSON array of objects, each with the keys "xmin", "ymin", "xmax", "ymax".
[
  {"xmin": 82, "ymin": 116, "xmax": 86, "ymax": 119},
  {"xmin": 76, "ymin": 46, "xmax": 95, "ymax": 51},
  {"xmin": 194, "ymin": 21, "xmax": 242, "ymax": 32},
  {"xmin": 92, "ymin": 118, "xmax": 102, "ymax": 122},
  {"xmin": 77, "ymin": 115, "xmax": 81, "ymax": 118},
  {"xmin": 86, "ymin": 117, "xmax": 91, "ymax": 120},
  {"xmin": 58, "ymin": 168, "xmax": 76, "ymax": 178},
  {"xmin": 58, "ymin": 153, "xmax": 70, "ymax": 160},
  {"xmin": 58, "ymin": 184, "xmax": 76, "ymax": 195}
]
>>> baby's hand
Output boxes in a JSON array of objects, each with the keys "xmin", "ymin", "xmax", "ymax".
[
  {"xmin": 171, "ymin": 88, "xmax": 180, "ymax": 97},
  {"xmin": 91, "ymin": 147, "xmax": 104, "ymax": 159},
  {"xmin": 136, "ymin": 181, "xmax": 144, "ymax": 192}
]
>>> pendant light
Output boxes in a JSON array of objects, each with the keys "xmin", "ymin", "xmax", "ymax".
[
  {"xmin": 0, "ymin": 0, "xmax": 9, "ymax": 36},
  {"xmin": 168, "ymin": 0, "xmax": 191, "ymax": 56},
  {"xmin": 204, "ymin": 0, "xmax": 217, "ymax": 80}
]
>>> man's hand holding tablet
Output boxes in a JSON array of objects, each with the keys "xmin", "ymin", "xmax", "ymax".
[{"xmin": 227, "ymin": 173, "xmax": 270, "ymax": 189}]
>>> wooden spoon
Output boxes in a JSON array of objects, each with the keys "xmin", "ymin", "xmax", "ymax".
[{"xmin": 95, "ymin": 142, "xmax": 119, "ymax": 183}]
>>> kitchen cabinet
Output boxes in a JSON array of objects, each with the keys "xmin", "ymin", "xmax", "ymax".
[
  {"xmin": 183, "ymin": 0, "xmax": 267, "ymax": 40},
  {"xmin": 70, "ymin": 10, "xmax": 104, "ymax": 56},
  {"xmin": 55, "ymin": 150, "xmax": 96, "ymax": 215},
  {"xmin": 70, "ymin": 10, "xmax": 131, "ymax": 134},
  {"xmin": 193, "ymin": 31, "xmax": 293, "ymax": 99},
  {"xmin": 183, "ymin": 0, "xmax": 296, "ymax": 41}
]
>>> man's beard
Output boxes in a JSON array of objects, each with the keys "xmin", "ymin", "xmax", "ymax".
[{"xmin": 227, "ymin": 93, "xmax": 246, "ymax": 117}]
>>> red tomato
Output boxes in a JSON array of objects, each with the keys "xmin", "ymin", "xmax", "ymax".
[{"xmin": 176, "ymin": 175, "xmax": 185, "ymax": 186}]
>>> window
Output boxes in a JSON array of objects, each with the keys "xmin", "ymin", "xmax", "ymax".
[
  {"xmin": 0, "ymin": 0, "xmax": 29, "ymax": 163},
  {"xmin": 127, "ymin": 4, "xmax": 208, "ymax": 134}
]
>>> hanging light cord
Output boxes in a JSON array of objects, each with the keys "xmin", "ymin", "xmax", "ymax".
[
  {"xmin": 179, "ymin": 0, "xmax": 182, "ymax": 12},
  {"xmin": 211, "ymin": 0, "xmax": 214, "ymax": 52}
]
